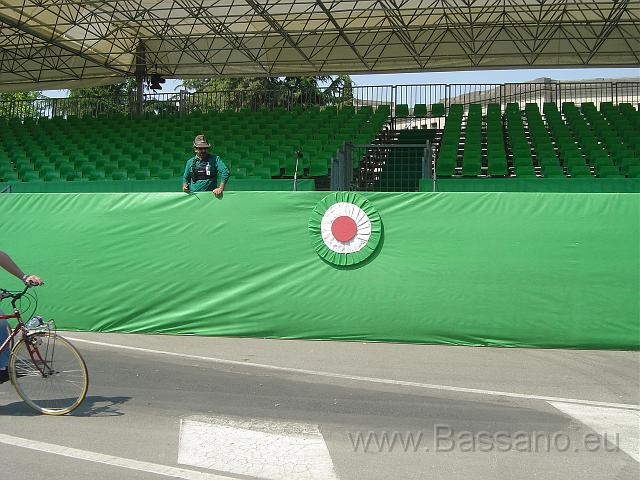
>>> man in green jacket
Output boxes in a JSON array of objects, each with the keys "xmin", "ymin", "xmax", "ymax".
[{"xmin": 182, "ymin": 134, "xmax": 230, "ymax": 197}]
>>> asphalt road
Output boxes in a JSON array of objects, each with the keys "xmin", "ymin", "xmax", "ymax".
[{"xmin": 0, "ymin": 332, "xmax": 638, "ymax": 480}]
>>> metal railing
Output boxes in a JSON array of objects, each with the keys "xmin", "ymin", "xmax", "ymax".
[
  {"xmin": 332, "ymin": 142, "xmax": 431, "ymax": 192},
  {"xmin": 0, "ymin": 81, "xmax": 637, "ymax": 121},
  {"xmin": 351, "ymin": 81, "xmax": 640, "ymax": 115}
]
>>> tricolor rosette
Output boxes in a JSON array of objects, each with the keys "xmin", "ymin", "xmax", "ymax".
[{"xmin": 308, "ymin": 192, "xmax": 382, "ymax": 266}]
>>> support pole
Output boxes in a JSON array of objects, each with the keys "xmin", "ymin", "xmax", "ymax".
[{"xmin": 135, "ymin": 42, "xmax": 146, "ymax": 117}]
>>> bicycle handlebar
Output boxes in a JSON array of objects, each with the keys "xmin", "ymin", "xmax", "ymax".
[{"xmin": 0, "ymin": 282, "xmax": 42, "ymax": 308}]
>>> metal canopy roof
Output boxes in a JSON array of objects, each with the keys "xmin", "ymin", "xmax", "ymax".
[{"xmin": 0, "ymin": 0, "xmax": 638, "ymax": 92}]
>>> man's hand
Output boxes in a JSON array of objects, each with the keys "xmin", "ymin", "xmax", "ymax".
[
  {"xmin": 182, "ymin": 184, "xmax": 190, "ymax": 193},
  {"xmin": 23, "ymin": 274, "xmax": 44, "ymax": 286},
  {"xmin": 213, "ymin": 187, "xmax": 224, "ymax": 198}
]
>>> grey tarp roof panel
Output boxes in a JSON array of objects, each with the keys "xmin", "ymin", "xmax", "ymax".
[{"xmin": 0, "ymin": 0, "xmax": 638, "ymax": 92}]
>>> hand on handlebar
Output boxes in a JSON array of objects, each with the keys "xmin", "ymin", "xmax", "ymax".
[{"xmin": 23, "ymin": 274, "xmax": 44, "ymax": 286}]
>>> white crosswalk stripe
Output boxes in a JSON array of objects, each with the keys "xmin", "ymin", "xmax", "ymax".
[
  {"xmin": 178, "ymin": 415, "xmax": 339, "ymax": 480},
  {"xmin": 548, "ymin": 401, "xmax": 640, "ymax": 462}
]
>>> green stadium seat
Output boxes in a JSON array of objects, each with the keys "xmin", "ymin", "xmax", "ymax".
[
  {"xmin": 42, "ymin": 170, "xmax": 61, "ymax": 182},
  {"xmin": 487, "ymin": 161, "xmax": 508, "ymax": 176},
  {"xmin": 461, "ymin": 162, "xmax": 481, "ymax": 176},
  {"xmin": 436, "ymin": 162, "xmax": 455, "ymax": 177},
  {"xmin": 357, "ymin": 106, "xmax": 373, "ymax": 116},
  {"xmin": 261, "ymin": 158, "xmax": 281, "ymax": 176},
  {"xmin": 537, "ymin": 152, "xmax": 560, "ymax": 166},
  {"xmin": 80, "ymin": 164, "xmax": 96, "ymax": 176},
  {"xmin": 625, "ymin": 165, "xmax": 640, "ymax": 178},
  {"xmin": 309, "ymin": 159, "xmax": 329, "ymax": 177},
  {"xmin": 38, "ymin": 164, "xmax": 57, "ymax": 176},
  {"xmin": 589, "ymin": 154, "xmax": 615, "ymax": 167},
  {"xmin": 562, "ymin": 154, "xmax": 585, "ymax": 166},
  {"xmin": 65, "ymin": 171, "xmax": 82, "ymax": 181},
  {"xmin": 88, "ymin": 170, "xmax": 106, "ymax": 181},
  {"xmin": 512, "ymin": 153, "xmax": 533, "ymax": 166},
  {"xmin": 514, "ymin": 165, "xmax": 537, "ymax": 177},
  {"xmin": 395, "ymin": 104, "xmax": 410, "ymax": 117},
  {"xmin": 134, "ymin": 169, "xmax": 150, "ymax": 180},
  {"xmin": 138, "ymin": 155, "xmax": 152, "ymax": 168},
  {"xmin": 111, "ymin": 170, "xmax": 127, "ymax": 180},
  {"xmin": 171, "ymin": 164, "xmax": 184, "ymax": 176},
  {"xmin": 0, "ymin": 163, "xmax": 12, "ymax": 177},
  {"xmin": 250, "ymin": 167, "xmax": 272, "ymax": 179},
  {"xmin": 149, "ymin": 164, "xmax": 161, "ymax": 177},
  {"xmin": 230, "ymin": 167, "xmax": 246, "ymax": 179},
  {"xmin": 567, "ymin": 165, "xmax": 592, "ymax": 177},
  {"xmin": 32, "ymin": 157, "xmax": 51, "ymax": 170},
  {"xmin": 158, "ymin": 169, "xmax": 173, "ymax": 180},
  {"xmin": 596, "ymin": 165, "xmax": 623, "ymax": 178},
  {"xmin": 413, "ymin": 104, "xmax": 427, "ymax": 117},
  {"xmin": 123, "ymin": 162, "xmax": 139, "ymax": 175},
  {"xmin": 15, "ymin": 162, "xmax": 35, "ymax": 176},
  {"xmin": 431, "ymin": 103, "xmax": 445, "ymax": 117},
  {"xmin": 2, "ymin": 171, "xmax": 19, "ymax": 182},
  {"xmin": 542, "ymin": 165, "xmax": 565, "ymax": 178},
  {"xmin": 21, "ymin": 171, "xmax": 41, "ymax": 182},
  {"xmin": 103, "ymin": 162, "xmax": 118, "ymax": 175}
]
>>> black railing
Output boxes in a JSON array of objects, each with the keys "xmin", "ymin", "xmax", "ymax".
[{"xmin": 0, "ymin": 81, "xmax": 637, "ymax": 121}]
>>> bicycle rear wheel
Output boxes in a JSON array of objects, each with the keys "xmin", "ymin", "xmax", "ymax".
[{"xmin": 9, "ymin": 332, "xmax": 89, "ymax": 415}]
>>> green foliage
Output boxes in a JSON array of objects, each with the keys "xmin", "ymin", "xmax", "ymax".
[
  {"xmin": 0, "ymin": 75, "xmax": 353, "ymax": 120},
  {"xmin": 180, "ymin": 75, "xmax": 352, "ymax": 111},
  {"xmin": 0, "ymin": 91, "xmax": 42, "ymax": 118},
  {"xmin": 65, "ymin": 79, "xmax": 137, "ymax": 117}
]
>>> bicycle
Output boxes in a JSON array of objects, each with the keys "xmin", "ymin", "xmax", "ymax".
[{"xmin": 0, "ymin": 283, "xmax": 89, "ymax": 415}]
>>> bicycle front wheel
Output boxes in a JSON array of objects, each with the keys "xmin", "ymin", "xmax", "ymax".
[{"xmin": 9, "ymin": 332, "xmax": 89, "ymax": 415}]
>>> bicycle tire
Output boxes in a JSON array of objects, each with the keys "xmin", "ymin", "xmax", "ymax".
[{"xmin": 9, "ymin": 332, "xmax": 89, "ymax": 415}]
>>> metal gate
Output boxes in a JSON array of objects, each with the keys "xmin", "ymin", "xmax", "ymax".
[{"xmin": 331, "ymin": 141, "xmax": 433, "ymax": 192}]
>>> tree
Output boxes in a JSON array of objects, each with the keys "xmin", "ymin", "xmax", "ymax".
[
  {"xmin": 319, "ymin": 75, "xmax": 353, "ymax": 107},
  {"xmin": 180, "ymin": 75, "xmax": 352, "ymax": 111},
  {"xmin": 65, "ymin": 79, "xmax": 137, "ymax": 117},
  {"xmin": 0, "ymin": 91, "xmax": 42, "ymax": 118}
]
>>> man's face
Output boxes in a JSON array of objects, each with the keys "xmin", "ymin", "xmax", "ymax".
[{"xmin": 195, "ymin": 147, "xmax": 208, "ymax": 160}]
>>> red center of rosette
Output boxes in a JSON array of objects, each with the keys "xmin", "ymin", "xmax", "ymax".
[{"xmin": 331, "ymin": 216, "xmax": 358, "ymax": 242}]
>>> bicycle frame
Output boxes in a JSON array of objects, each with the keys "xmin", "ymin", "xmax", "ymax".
[{"xmin": 0, "ymin": 309, "xmax": 50, "ymax": 377}]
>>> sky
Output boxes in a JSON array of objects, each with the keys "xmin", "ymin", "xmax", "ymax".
[{"xmin": 41, "ymin": 67, "xmax": 639, "ymax": 98}]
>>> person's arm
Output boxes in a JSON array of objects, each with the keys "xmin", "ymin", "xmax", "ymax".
[
  {"xmin": 0, "ymin": 251, "xmax": 43, "ymax": 285},
  {"xmin": 182, "ymin": 158, "xmax": 192, "ymax": 193},
  {"xmin": 213, "ymin": 156, "xmax": 230, "ymax": 197}
]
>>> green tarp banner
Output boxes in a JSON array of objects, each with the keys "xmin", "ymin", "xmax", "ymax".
[
  {"xmin": 2, "ymin": 192, "xmax": 638, "ymax": 350},
  {"xmin": 0, "ymin": 178, "xmax": 315, "ymax": 193},
  {"xmin": 423, "ymin": 178, "xmax": 640, "ymax": 193}
]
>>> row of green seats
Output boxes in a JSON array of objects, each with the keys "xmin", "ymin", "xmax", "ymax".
[
  {"xmin": 513, "ymin": 163, "xmax": 636, "ymax": 178},
  {"xmin": 0, "ymin": 162, "xmax": 177, "ymax": 182},
  {"xmin": 525, "ymin": 103, "xmax": 561, "ymax": 167},
  {"xmin": 618, "ymin": 103, "xmax": 640, "ymax": 132},
  {"xmin": 601, "ymin": 103, "xmax": 640, "ymax": 154},
  {"xmin": 395, "ymin": 103, "xmax": 445, "ymax": 117},
  {"xmin": 1, "ymin": 106, "xmax": 390, "ymax": 181},
  {"xmin": 486, "ymin": 103, "xmax": 507, "ymax": 175},
  {"xmin": 461, "ymin": 104, "xmax": 483, "ymax": 176},
  {"xmin": 506, "ymin": 103, "xmax": 533, "ymax": 167},
  {"xmin": 436, "ymin": 104, "xmax": 463, "ymax": 175},
  {"xmin": 542, "ymin": 103, "xmax": 585, "ymax": 167},
  {"xmin": 562, "ymin": 102, "xmax": 617, "ymax": 170},
  {"xmin": 580, "ymin": 103, "xmax": 640, "ymax": 176}
]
